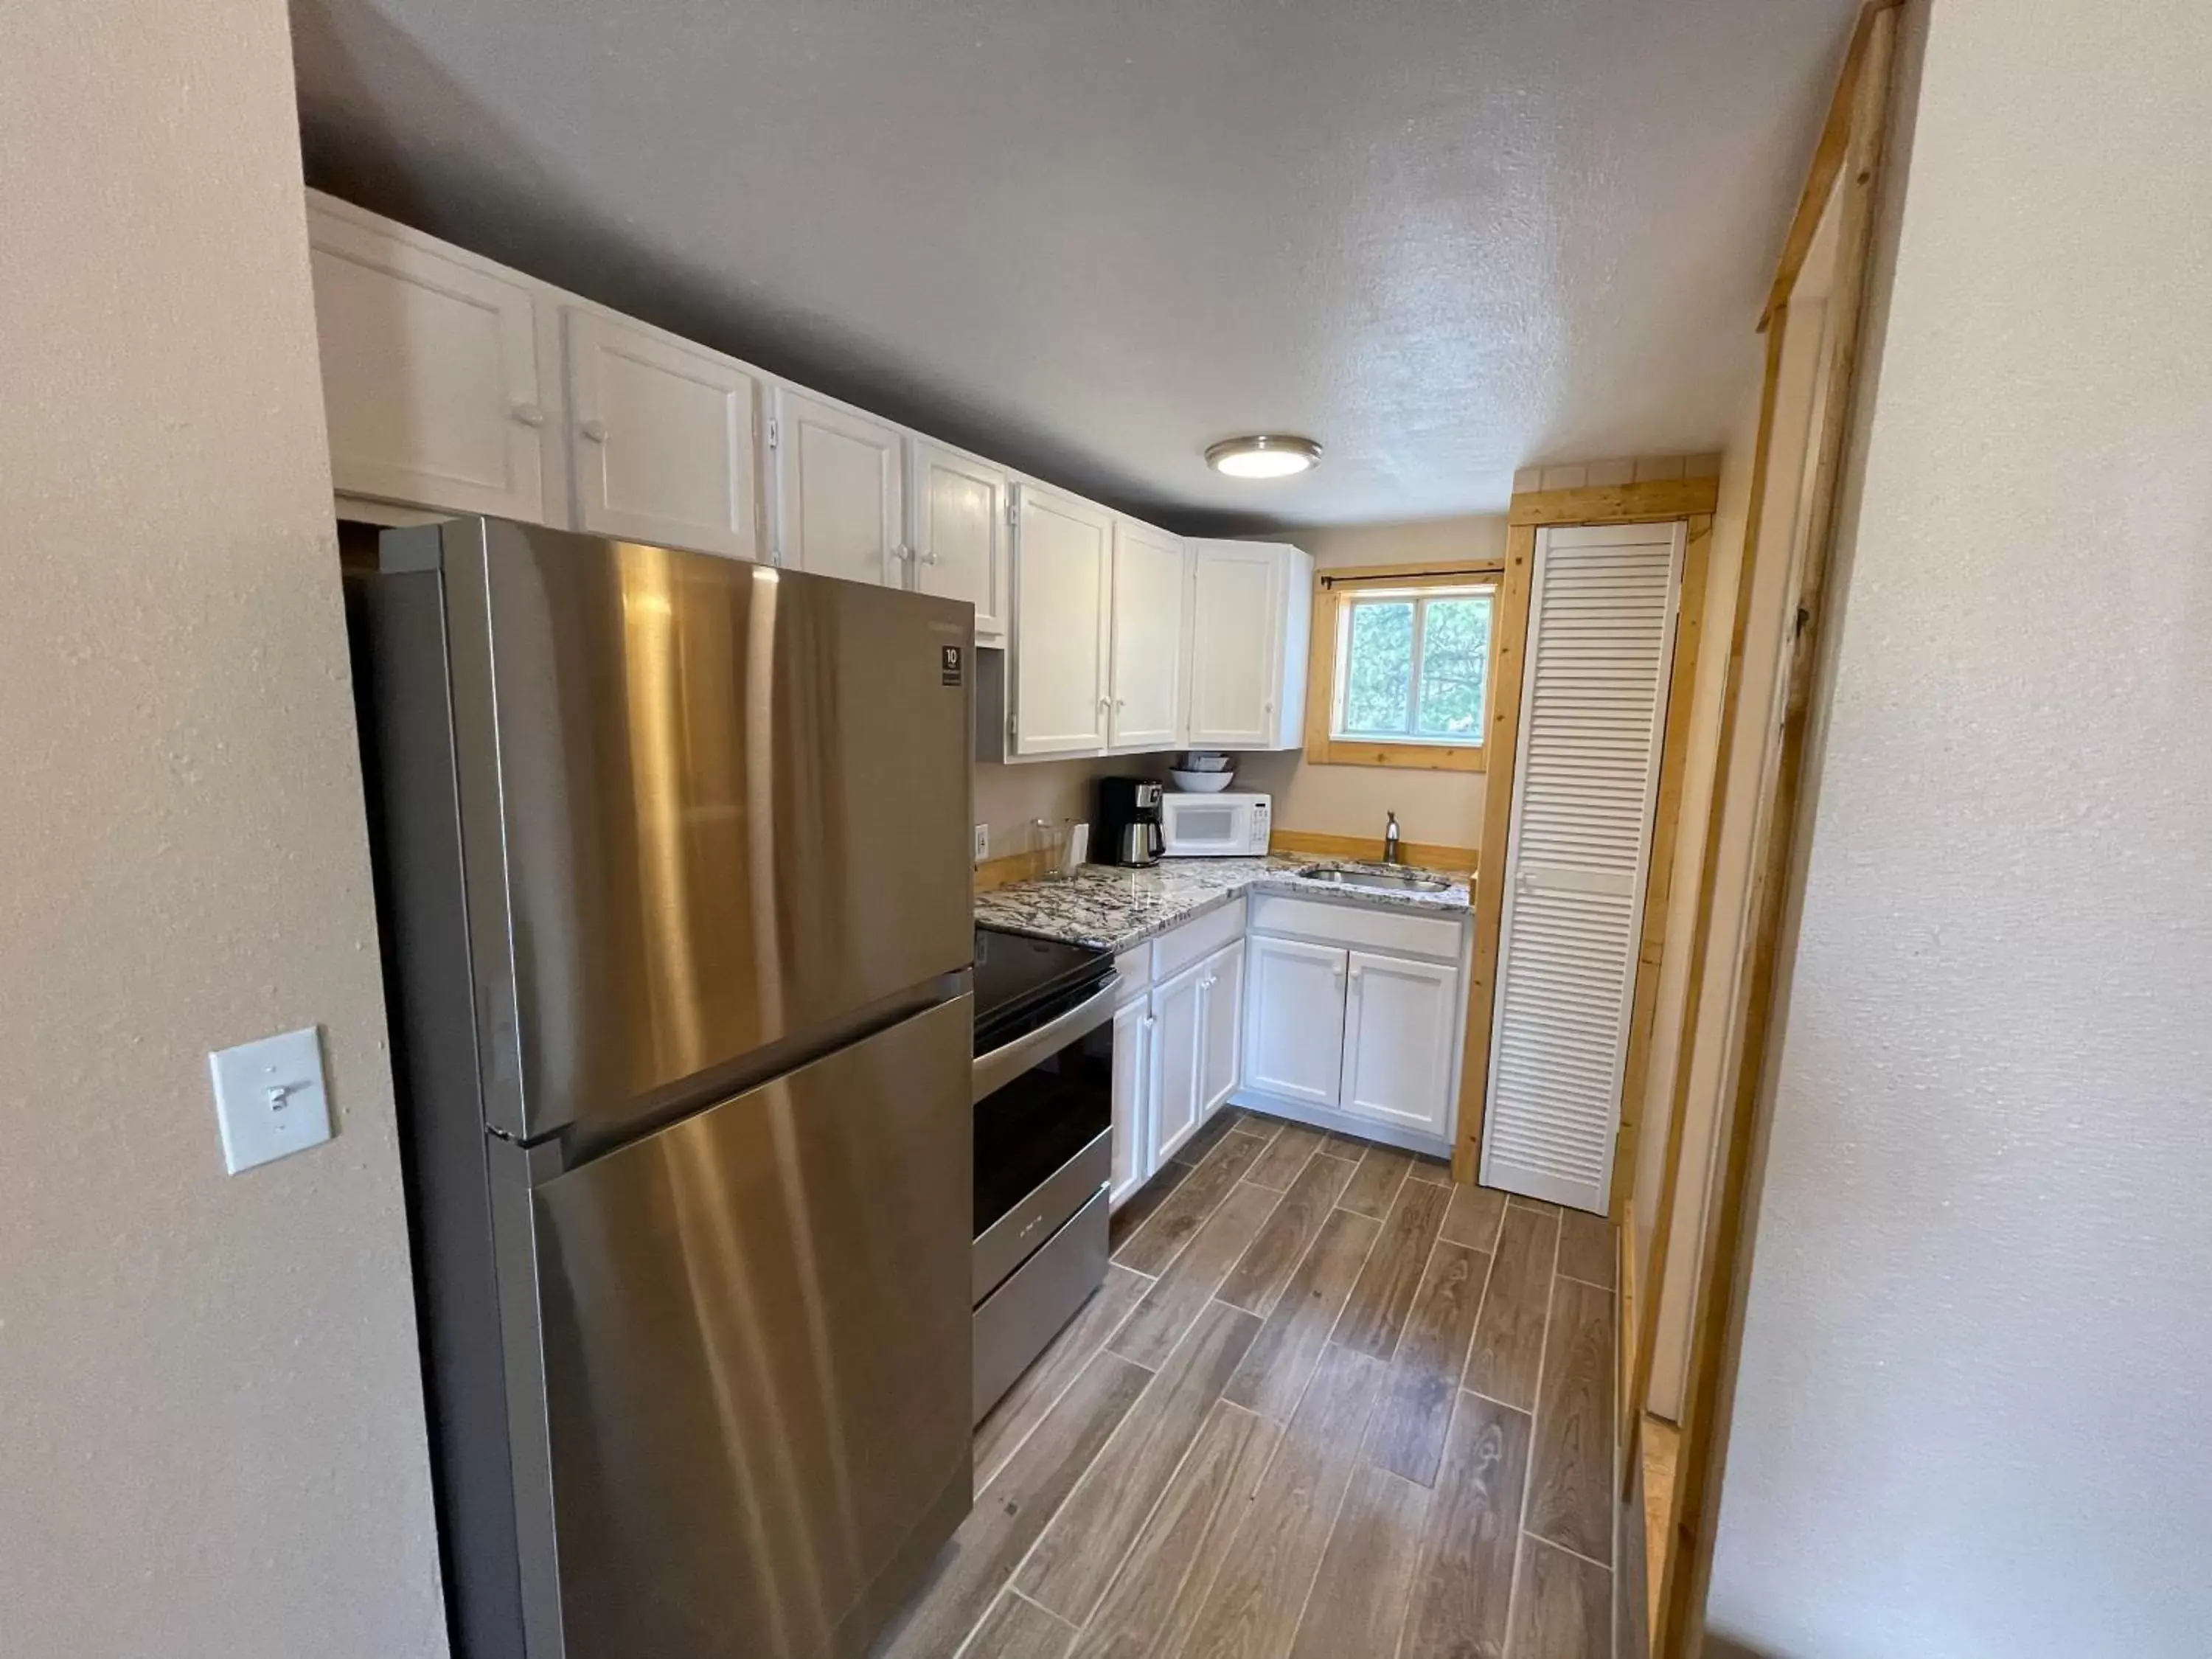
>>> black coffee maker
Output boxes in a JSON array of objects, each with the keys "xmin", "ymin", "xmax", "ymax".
[{"xmin": 1096, "ymin": 777, "xmax": 1164, "ymax": 867}]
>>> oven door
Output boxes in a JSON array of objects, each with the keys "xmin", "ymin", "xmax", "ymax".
[{"xmin": 972, "ymin": 976, "xmax": 1116, "ymax": 1303}]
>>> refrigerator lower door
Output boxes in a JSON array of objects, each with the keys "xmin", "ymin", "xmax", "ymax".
[{"xmin": 520, "ymin": 995, "xmax": 973, "ymax": 1659}]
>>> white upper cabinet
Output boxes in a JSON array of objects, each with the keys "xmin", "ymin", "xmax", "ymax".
[
  {"xmin": 1340, "ymin": 950, "xmax": 1458, "ymax": 1138},
  {"xmin": 772, "ymin": 386, "xmax": 905, "ymax": 585},
  {"xmin": 565, "ymin": 309, "xmax": 762, "ymax": 559},
  {"xmin": 1010, "ymin": 484, "xmax": 1114, "ymax": 756},
  {"xmin": 1197, "ymin": 939, "xmax": 1246, "ymax": 1121},
  {"xmin": 1108, "ymin": 520, "xmax": 1187, "ymax": 751},
  {"xmin": 1242, "ymin": 934, "xmax": 1348, "ymax": 1107},
  {"xmin": 911, "ymin": 439, "xmax": 1009, "ymax": 643},
  {"xmin": 1184, "ymin": 540, "xmax": 1313, "ymax": 751},
  {"xmin": 306, "ymin": 199, "xmax": 552, "ymax": 521},
  {"xmin": 306, "ymin": 198, "xmax": 1299, "ymax": 763}
]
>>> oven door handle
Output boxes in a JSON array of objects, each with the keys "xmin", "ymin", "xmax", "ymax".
[{"xmin": 973, "ymin": 973, "xmax": 1121, "ymax": 1104}]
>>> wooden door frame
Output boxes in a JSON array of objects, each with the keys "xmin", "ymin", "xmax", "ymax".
[
  {"xmin": 1450, "ymin": 477, "xmax": 1719, "ymax": 1189},
  {"xmin": 1632, "ymin": 7, "xmax": 1905, "ymax": 1654}
]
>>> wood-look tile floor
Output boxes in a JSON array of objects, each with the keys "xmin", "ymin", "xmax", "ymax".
[{"xmin": 873, "ymin": 1110, "xmax": 1622, "ymax": 1659}]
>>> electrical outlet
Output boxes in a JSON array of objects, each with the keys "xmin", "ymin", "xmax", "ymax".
[{"xmin": 973, "ymin": 824, "xmax": 990, "ymax": 864}]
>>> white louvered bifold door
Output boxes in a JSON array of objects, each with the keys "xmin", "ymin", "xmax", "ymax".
[{"xmin": 1481, "ymin": 521, "xmax": 1685, "ymax": 1212}]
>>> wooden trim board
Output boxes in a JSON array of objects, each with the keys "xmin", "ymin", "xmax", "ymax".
[
  {"xmin": 1303, "ymin": 566, "xmax": 1500, "ymax": 773},
  {"xmin": 1606, "ymin": 513, "xmax": 1714, "ymax": 1218},
  {"xmin": 1651, "ymin": 9, "xmax": 1900, "ymax": 1655},
  {"xmin": 981, "ymin": 835, "xmax": 1478, "ymax": 890},
  {"xmin": 1450, "ymin": 523, "xmax": 1536, "ymax": 1182},
  {"xmin": 1625, "ymin": 305, "xmax": 1792, "ymax": 1495},
  {"xmin": 1508, "ymin": 477, "xmax": 1719, "ymax": 528},
  {"xmin": 1756, "ymin": 0, "xmax": 1903, "ymax": 331},
  {"xmin": 1270, "ymin": 830, "xmax": 1478, "ymax": 874}
]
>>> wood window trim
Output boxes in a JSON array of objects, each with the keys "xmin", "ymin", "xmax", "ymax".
[{"xmin": 1301, "ymin": 559, "xmax": 1505, "ymax": 773}]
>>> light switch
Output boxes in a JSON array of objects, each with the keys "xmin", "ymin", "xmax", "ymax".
[{"xmin": 208, "ymin": 1025, "xmax": 333, "ymax": 1174}]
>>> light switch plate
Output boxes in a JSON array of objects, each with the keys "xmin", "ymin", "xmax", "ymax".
[
  {"xmin": 208, "ymin": 1025, "xmax": 333, "ymax": 1175},
  {"xmin": 974, "ymin": 824, "xmax": 989, "ymax": 864}
]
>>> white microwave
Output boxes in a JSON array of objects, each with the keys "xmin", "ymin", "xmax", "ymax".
[{"xmin": 1161, "ymin": 792, "xmax": 1271, "ymax": 858}]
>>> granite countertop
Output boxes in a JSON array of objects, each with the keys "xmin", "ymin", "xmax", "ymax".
[{"xmin": 974, "ymin": 855, "xmax": 1472, "ymax": 954}]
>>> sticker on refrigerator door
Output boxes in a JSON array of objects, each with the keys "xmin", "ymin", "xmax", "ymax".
[{"xmin": 940, "ymin": 645, "xmax": 963, "ymax": 686}]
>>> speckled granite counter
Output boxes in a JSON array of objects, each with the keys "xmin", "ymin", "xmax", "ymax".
[{"xmin": 974, "ymin": 855, "xmax": 1472, "ymax": 953}]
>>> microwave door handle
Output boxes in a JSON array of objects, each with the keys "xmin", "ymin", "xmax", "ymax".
[{"xmin": 972, "ymin": 973, "xmax": 1122, "ymax": 1103}]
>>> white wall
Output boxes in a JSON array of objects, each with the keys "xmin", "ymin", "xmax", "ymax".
[
  {"xmin": 0, "ymin": 3, "xmax": 448, "ymax": 1655},
  {"xmin": 1708, "ymin": 2, "xmax": 2212, "ymax": 1652}
]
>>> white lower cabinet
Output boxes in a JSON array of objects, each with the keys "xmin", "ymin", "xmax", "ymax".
[
  {"xmin": 1110, "ymin": 916, "xmax": 1251, "ymax": 1208},
  {"xmin": 1243, "ymin": 936, "xmax": 1349, "ymax": 1107},
  {"xmin": 1341, "ymin": 950, "xmax": 1459, "ymax": 1137},
  {"xmin": 1110, "ymin": 995, "xmax": 1152, "ymax": 1207},
  {"xmin": 1148, "ymin": 958, "xmax": 1208, "ymax": 1166},
  {"xmin": 1242, "ymin": 927, "xmax": 1463, "ymax": 1145},
  {"xmin": 1198, "ymin": 940, "xmax": 1245, "ymax": 1120}
]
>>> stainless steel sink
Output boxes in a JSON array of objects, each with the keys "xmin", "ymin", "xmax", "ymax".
[{"xmin": 1295, "ymin": 865, "xmax": 1453, "ymax": 894}]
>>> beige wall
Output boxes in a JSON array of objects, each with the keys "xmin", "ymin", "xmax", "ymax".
[
  {"xmin": 1246, "ymin": 515, "xmax": 1508, "ymax": 849},
  {"xmin": 973, "ymin": 754, "xmax": 1139, "ymax": 863},
  {"xmin": 0, "ymin": 4, "xmax": 447, "ymax": 1655},
  {"xmin": 1708, "ymin": 1, "xmax": 2212, "ymax": 1650}
]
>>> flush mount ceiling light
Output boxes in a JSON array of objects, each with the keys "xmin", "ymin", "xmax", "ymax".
[{"xmin": 1206, "ymin": 434, "xmax": 1321, "ymax": 479}]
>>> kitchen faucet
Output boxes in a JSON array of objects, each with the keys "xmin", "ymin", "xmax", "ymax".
[{"xmin": 1384, "ymin": 811, "xmax": 1401, "ymax": 866}]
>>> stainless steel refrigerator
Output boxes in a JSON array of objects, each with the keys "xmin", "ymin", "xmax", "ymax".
[{"xmin": 347, "ymin": 517, "xmax": 975, "ymax": 1659}]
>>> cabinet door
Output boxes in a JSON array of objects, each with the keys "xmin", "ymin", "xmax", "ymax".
[
  {"xmin": 1242, "ymin": 935, "xmax": 1347, "ymax": 1107},
  {"xmin": 566, "ymin": 309, "xmax": 762, "ymax": 559},
  {"xmin": 1185, "ymin": 542, "xmax": 1285, "ymax": 748},
  {"xmin": 773, "ymin": 387, "xmax": 905, "ymax": 585},
  {"xmin": 307, "ymin": 205, "xmax": 549, "ymax": 521},
  {"xmin": 1197, "ymin": 939, "xmax": 1246, "ymax": 1119},
  {"xmin": 1111, "ymin": 996, "xmax": 1152, "ymax": 1206},
  {"xmin": 911, "ymin": 439, "xmax": 1009, "ymax": 643},
  {"xmin": 1150, "ymin": 959, "xmax": 1208, "ymax": 1165},
  {"xmin": 1012, "ymin": 484, "xmax": 1113, "ymax": 756},
  {"xmin": 1341, "ymin": 952, "xmax": 1459, "ymax": 1137},
  {"xmin": 1108, "ymin": 520, "xmax": 1186, "ymax": 751}
]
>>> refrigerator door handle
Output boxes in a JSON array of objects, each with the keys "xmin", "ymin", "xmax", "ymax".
[{"xmin": 972, "ymin": 973, "xmax": 1121, "ymax": 1104}]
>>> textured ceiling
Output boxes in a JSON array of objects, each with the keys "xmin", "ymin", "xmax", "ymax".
[{"xmin": 291, "ymin": 0, "xmax": 1857, "ymax": 531}]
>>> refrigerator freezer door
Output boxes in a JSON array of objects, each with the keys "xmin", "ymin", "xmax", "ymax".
[
  {"xmin": 403, "ymin": 517, "xmax": 975, "ymax": 1149},
  {"xmin": 520, "ymin": 994, "xmax": 973, "ymax": 1659}
]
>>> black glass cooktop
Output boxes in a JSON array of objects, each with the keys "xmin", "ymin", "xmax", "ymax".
[{"xmin": 973, "ymin": 927, "xmax": 1113, "ymax": 1056}]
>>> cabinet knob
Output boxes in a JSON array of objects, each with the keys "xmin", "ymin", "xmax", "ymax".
[
  {"xmin": 920, "ymin": 549, "xmax": 940, "ymax": 566},
  {"xmin": 580, "ymin": 419, "xmax": 610, "ymax": 444},
  {"xmin": 892, "ymin": 544, "xmax": 913, "ymax": 563},
  {"xmin": 511, "ymin": 401, "xmax": 546, "ymax": 429}
]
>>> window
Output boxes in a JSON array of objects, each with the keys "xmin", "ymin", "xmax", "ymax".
[{"xmin": 1305, "ymin": 563, "xmax": 1500, "ymax": 771}]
